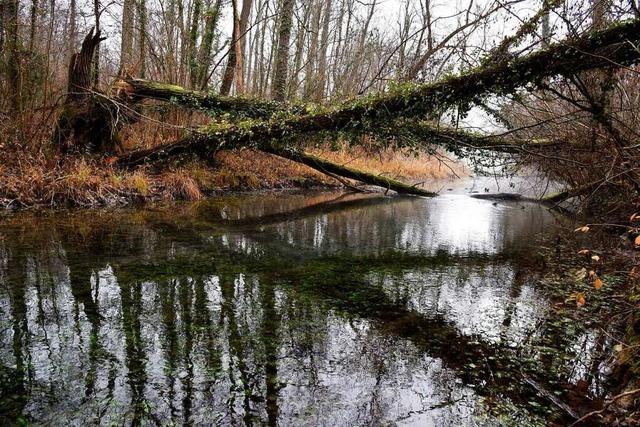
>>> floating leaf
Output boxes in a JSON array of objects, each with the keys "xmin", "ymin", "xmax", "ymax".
[
  {"xmin": 594, "ymin": 278, "xmax": 603, "ymax": 290},
  {"xmin": 574, "ymin": 226, "xmax": 590, "ymax": 233}
]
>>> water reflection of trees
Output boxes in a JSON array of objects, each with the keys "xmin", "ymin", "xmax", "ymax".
[{"xmin": 0, "ymin": 193, "xmax": 605, "ymax": 425}]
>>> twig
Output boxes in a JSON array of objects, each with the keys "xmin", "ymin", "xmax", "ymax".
[{"xmin": 569, "ymin": 388, "xmax": 640, "ymax": 426}]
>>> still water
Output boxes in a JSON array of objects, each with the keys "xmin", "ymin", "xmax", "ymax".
[{"xmin": 0, "ymin": 191, "xmax": 606, "ymax": 425}]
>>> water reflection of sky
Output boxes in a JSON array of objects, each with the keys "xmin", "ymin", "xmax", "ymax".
[
  {"xmin": 0, "ymin": 191, "xmax": 600, "ymax": 426},
  {"xmin": 374, "ymin": 265, "xmax": 548, "ymax": 345}
]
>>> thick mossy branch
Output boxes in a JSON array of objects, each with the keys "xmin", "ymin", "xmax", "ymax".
[
  {"xmin": 374, "ymin": 119, "xmax": 562, "ymax": 154},
  {"xmin": 117, "ymin": 19, "xmax": 640, "ymax": 167},
  {"xmin": 120, "ymin": 78, "xmax": 304, "ymax": 119},
  {"xmin": 122, "ymin": 79, "xmax": 549, "ymax": 153},
  {"xmin": 261, "ymin": 145, "xmax": 438, "ymax": 197}
]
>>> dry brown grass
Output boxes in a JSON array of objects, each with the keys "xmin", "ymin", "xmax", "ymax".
[
  {"xmin": 311, "ymin": 145, "xmax": 465, "ymax": 182},
  {"xmin": 0, "ymin": 106, "xmax": 465, "ymax": 208},
  {"xmin": 0, "ymin": 143, "xmax": 464, "ymax": 208}
]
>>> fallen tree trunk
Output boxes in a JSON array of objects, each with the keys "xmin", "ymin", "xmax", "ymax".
[
  {"xmin": 117, "ymin": 78, "xmax": 563, "ymax": 154},
  {"xmin": 261, "ymin": 145, "xmax": 438, "ymax": 197},
  {"xmin": 119, "ymin": 78, "xmax": 302, "ymax": 119},
  {"xmin": 382, "ymin": 119, "xmax": 562, "ymax": 154},
  {"xmin": 116, "ymin": 18, "xmax": 640, "ymax": 167},
  {"xmin": 471, "ymin": 180, "xmax": 606, "ymax": 206}
]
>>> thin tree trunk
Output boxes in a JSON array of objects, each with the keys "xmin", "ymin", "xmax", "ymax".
[
  {"xmin": 289, "ymin": 1, "xmax": 310, "ymax": 98},
  {"xmin": 0, "ymin": 1, "xmax": 5, "ymax": 54},
  {"xmin": 236, "ymin": 0, "xmax": 253, "ymax": 94},
  {"xmin": 196, "ymin": 0, "xmax": 223, "ymax": 89},
  {"xmin": 256, "ymin": 1, "xmax": 268, "ymax": 95},
  {"xmin": 138, "ymin": 0, "xmax": 147, "ymax": 77},
  {"xmin": 591, "ymin": 0, "xmax": 611, "ymax": 29},
  {"xmin": 42, "ymin": 0, "xmax": 56, "ymax": 107},
  {"xmin": 92, "ymin": 0, "xmax": 100, "ymax": 84},
  {"xmin": 263, "ymin": 6, "xmax": 278, "ymax": 96},
  {"xmin": 28, "ymin": 0, "xmax": 38, "ymax": 51},
  {"xmin": 272, "ymin": 0, "xmax": 295, "ymax": 101},
  {"xmin": 165, "ymin": 0, "xmax": 177, "ymax": 81},
  {"xmin": 303, "ymin": 0, "xmax": 321, "ymax": 98},
  {"xmin": 68, "ymin": 0, "xmax": 77, "ymax": 59},
  {"xmin": 220, "ymin": 0, "xmax": 240, "ymax": 94},
  {"xmin": 250, "ymin": 0, "xmax": 265, "ymax": 94},
  {"xmin": 119, "ymin": 0, "xmax": 135, "ymax": 74},
  {"xmin": 188, "ymin": 0, "xmax": 203, "ymax": 86},
  {"xmin": 314, "ymin": 0, "xmax": 332, "ymax": 102},
  {"xmin": 5, "ymin": 0, "xmax": 21, "ymax": 114}
]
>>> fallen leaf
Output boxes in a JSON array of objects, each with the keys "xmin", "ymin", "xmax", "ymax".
[
  {"xmin": 588, "ymin": 270, "xmax": 597, "ymax": 278},
  {"xmin": 635, "ymin": 235, "xmax": 640, "ymax": 247},
  {"xmin": 576, "ymin": 293, "xmax": 586, "ymax": 307},
  {"xmin": 594, "ymin": 278, "xmax": 603, "ymax": 290},
  {"xmin": 631, "ymin": 267, "xmax": 640, "ymax": 279},
  {"xmin": 591, "ymin": 255, "xmax": 600, "ymax": 262},
  {"xmin": 574, "ymin": 226, "xmax": 590, "ymax": 233},
  {"xmin": 631, "ymin": 213, "xmax": 638, "ymax": 222},
  {"xmin": 578, "ymin": 249, "xmax": 590, "ymax": 255},
  {"xmin": 614, "ymin": 344, "xmax": 624, "ymax": 352}
]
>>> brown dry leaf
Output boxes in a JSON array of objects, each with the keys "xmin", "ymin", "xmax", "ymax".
[
  {"xmin": 594, "ymin": 277, "xmax": 603, "ymax": 290},
  {"xmin": 574, "ymin": 226, "xmax": 590, "ymax": 233},
  {"xmin": 630, "ymin": 267, "xmax": 640, "ymax": 280},
  {"xmin": 635, "ymin": 235, "xmax": 640, "ymax": 247},
  {"xmin": 588, "ymin": 270, "xmax": 597, "ymax": 278},
  {"xmin": 578, "ymin": 249, "xmax": 590, "ymax": 255},
  {"xmin": 576, "ymin": 293, "xmax": 586, "ymax": 307}
]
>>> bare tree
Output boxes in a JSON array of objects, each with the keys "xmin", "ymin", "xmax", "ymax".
[
  {"xmin": 272, "ymin": 0, "xmax": 295, "ymax": 101},
  {"xmin": 5, "ymin": 0, "xmax": 21, "ymax": 113},
  {"xmin": 119, "ymin": 0, "xmax": 135, "ymax": 74},
  {"xmin": 196, "ymin": 0, "xmax": 224, "ymax": 88},
  {"xmin": 220, "ymin": 0, "xmax": 253, "ymax": 94}
]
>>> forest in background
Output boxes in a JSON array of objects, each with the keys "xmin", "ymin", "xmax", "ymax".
[
  {"xmin": 0, "ymin": 0, "xmax": 639, "ymax": 212},
  {"xmin": 0, "ymin": 0, "xmax": 638, "ymax": 212}
]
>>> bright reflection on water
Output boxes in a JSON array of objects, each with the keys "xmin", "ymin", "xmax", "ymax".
[{"xmin": 0, "ymin": 191, "xmax": 603, "ymax": 425}]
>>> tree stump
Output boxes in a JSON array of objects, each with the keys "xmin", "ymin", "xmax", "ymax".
[{"xmin": 52, "ymin": 29, "xmax": 128, "ymax": 154}]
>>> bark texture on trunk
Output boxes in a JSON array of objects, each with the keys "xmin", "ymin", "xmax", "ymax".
[{"xmin": 52, "ymin": 29, "xmax": 128, "ymax": 154}]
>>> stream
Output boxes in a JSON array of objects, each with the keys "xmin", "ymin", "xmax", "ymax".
[{"xmin": 0, "ymin": 189, "xmax": 615, "ymax": 425}]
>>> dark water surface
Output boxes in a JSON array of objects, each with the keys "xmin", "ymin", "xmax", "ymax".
[{"xmin": 0, "ymin": 191, "xmax": 606, "ymax": 425}]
